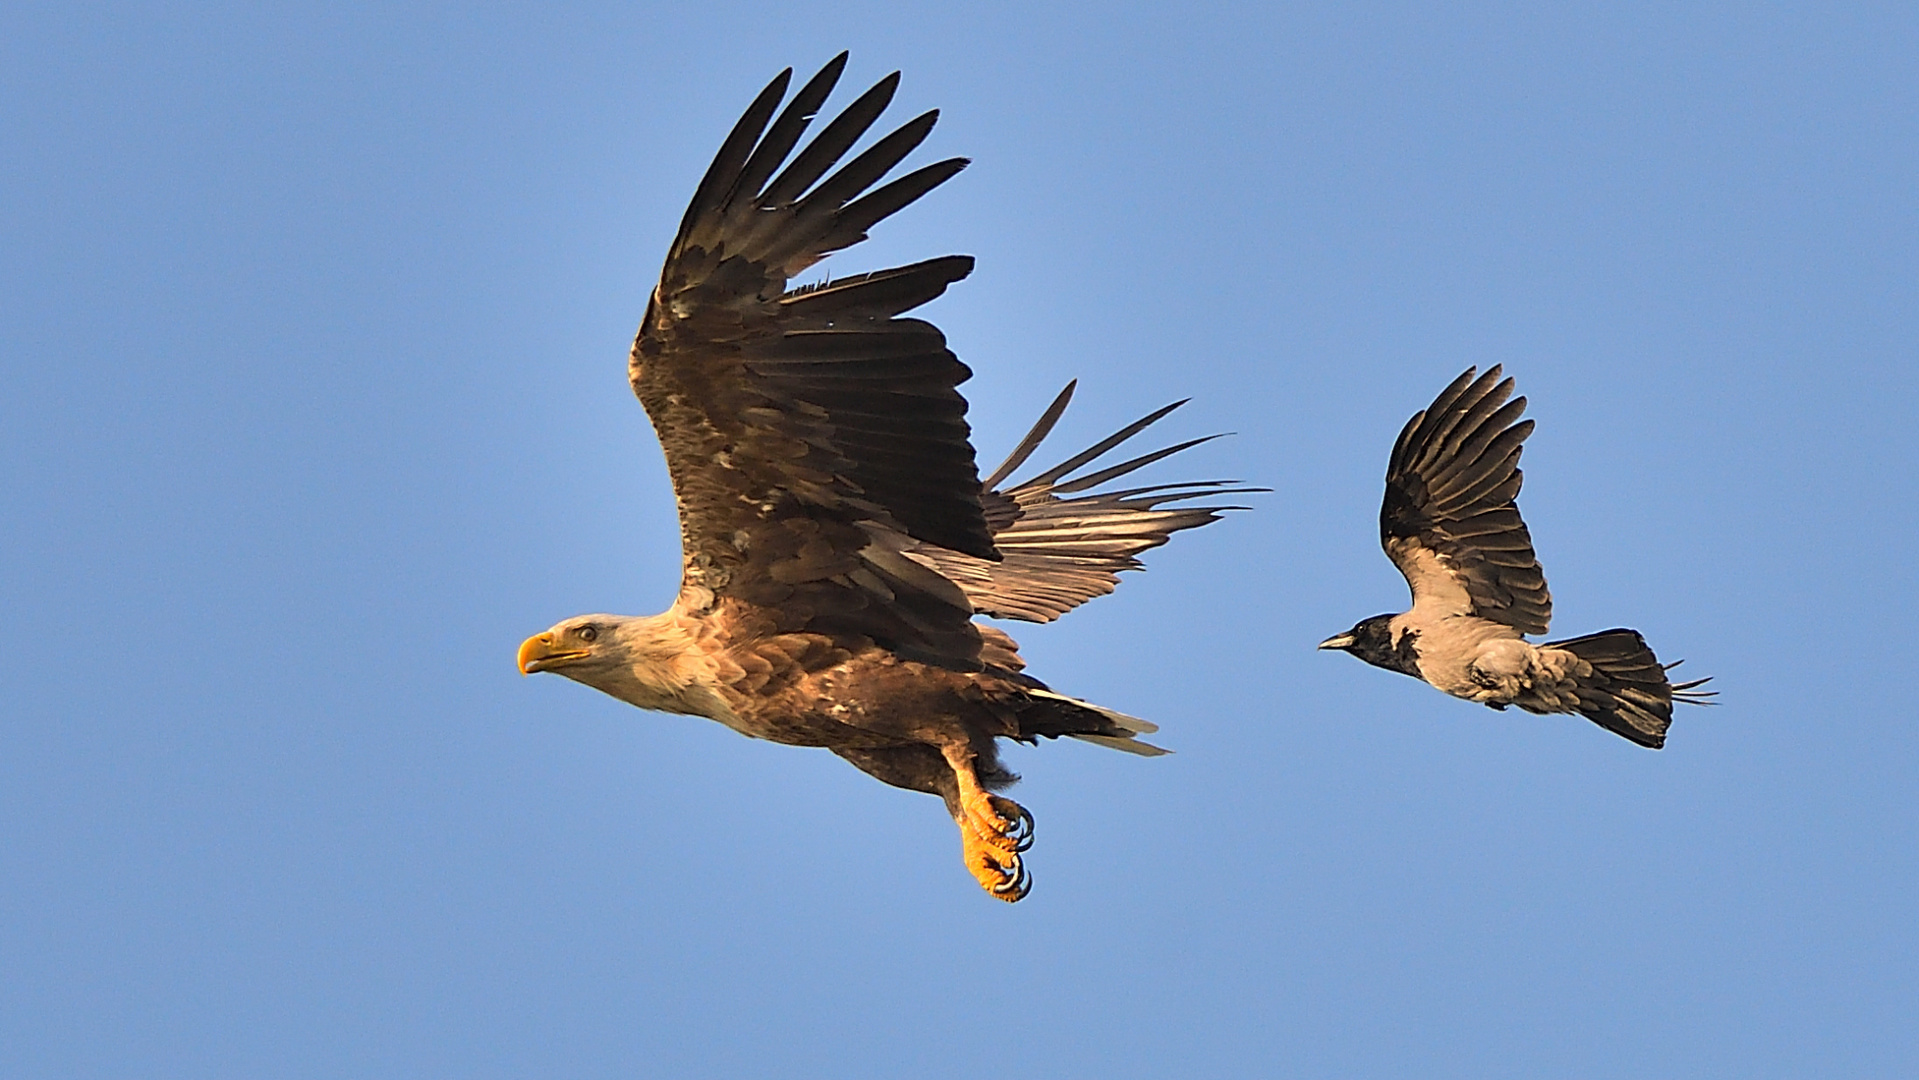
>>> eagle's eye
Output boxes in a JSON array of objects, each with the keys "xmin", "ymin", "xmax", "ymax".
[{"xmin": 576, "ymin": 625, "xmax": 598, "ymax": 643}]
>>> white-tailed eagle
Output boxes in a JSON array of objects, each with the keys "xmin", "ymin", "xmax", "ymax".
[{"xmin": 518, "ymin": 55, "xmax": 1252, "ymax": 900}]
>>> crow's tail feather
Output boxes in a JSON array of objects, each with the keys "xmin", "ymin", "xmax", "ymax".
[{"xmin": 1547, "ymin": 628, "xmax": 1716, "ymax": 749}]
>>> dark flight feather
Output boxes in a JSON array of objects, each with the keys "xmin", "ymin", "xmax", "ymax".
[
  {"xmin": 633, "ymin": 58, "xmax": 995, "ymax": 669},
  {"xmin": 758, "ymin": 71, "xmax": 900, "ymax": 209},
  {"xmin": 913, "ymin": 385, "xmax": 1258, "ymax": 623},
  {"xmin": 728, "ymin": 55, "xmax": 846, "ymax": 211},
  {"xmin": 1381, "ymin": 365, "xmax": 1553, "ymax": 634}
]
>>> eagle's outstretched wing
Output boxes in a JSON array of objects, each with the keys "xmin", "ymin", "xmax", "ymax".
[
  {"xmin": 630, "ymin": 54, "xmax": 991, "ymax": 667},
  {"xmin": 911, "ymin": 382, "xmax": 1255, "ymax": 623},
  {"xmin": 1379, "ymin": 365, "xmax": 1552, "ymax": 634}
]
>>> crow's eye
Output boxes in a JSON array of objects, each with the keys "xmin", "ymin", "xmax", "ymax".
[{"xmin": 576, "ymin": 625, "xmax": 598, "ymax": 643}]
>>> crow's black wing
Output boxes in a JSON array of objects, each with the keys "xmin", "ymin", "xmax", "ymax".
[{"xmin": 1379, "ymin": 366, "xmax": 1552, "ymax": 634}]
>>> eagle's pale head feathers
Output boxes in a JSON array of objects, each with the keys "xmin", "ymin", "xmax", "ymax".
[{"xmin": 518, "ymin": 612, "xmax": 725, "ymax": 720}]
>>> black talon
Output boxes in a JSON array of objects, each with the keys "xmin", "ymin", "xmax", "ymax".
[
  {"xmin": 991, "ymin": 797, "xmax": 1036, "ymax": 853},
  {"xmin": 992, "ymin": 854, "xmax": 1032, "ymax": 901}
]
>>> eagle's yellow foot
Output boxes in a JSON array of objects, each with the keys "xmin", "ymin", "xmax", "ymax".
[
  {"xmin": 940, "ymin": 747, "xmax": 1034, "ymax": 900},
  {"xmin": 960, "ymin": 825, "xmax": 1031, "ymax": 902},
  {"xmin": 958, "ymin": 789, "xmax": 1034, "ymax": 854}
]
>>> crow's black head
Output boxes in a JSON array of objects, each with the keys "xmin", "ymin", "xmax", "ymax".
[{"xmin": 1319, "ymin": 615, "xmax": 1422, "ymax": 678}]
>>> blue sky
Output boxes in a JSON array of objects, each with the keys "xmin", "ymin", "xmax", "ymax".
[{"xmin": 3, "ymin": 2, "xmax": 1915, "ymax": 1076}]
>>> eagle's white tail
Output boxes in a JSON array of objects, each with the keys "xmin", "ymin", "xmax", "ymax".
[{"xmin": 1026, "ymin": 688, "xmax": 1171, "ymax": 756}]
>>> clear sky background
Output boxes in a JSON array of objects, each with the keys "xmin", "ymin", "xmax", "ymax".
[{"xmin": 4, "ymin": 2, "xmax": 1915, "ymax": 1077}]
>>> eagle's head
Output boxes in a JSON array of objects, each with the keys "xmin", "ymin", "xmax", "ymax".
[
  {"xmin": 518, "ymin": 615, "xmax": 616, "ymax": 678},
  {"xmin": 518, "ymin": 612, "xmax": 726, "ymax": 720}
]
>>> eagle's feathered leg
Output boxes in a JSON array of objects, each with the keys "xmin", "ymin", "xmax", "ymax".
[{"xmin": 941, "ymin": 744, "xmax": 1033, "ymax": 902}]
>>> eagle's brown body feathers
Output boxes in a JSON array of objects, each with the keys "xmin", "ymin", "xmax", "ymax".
[{"xmin": 520, "ymin": 55, "xmax": 1244, "ymax": 901}]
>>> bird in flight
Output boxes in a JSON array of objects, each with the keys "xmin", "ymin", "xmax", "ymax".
[
  {"xmin": 517, "ymin": 55, "xmax": 1250, "ymax": 901},
  {"xmin": 1319, "ymin": 366, "xmax": 1712, "ymax": 746}
]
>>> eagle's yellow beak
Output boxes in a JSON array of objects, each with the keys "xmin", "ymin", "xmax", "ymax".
[{"xmin": 518, "ymin": 632, "xmax": 589, "ymax": 675}]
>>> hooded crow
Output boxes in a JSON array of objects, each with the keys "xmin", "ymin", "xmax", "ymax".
[{"xmin": 1319, "ymin": 366, "xmax": 1713, "ymax": 747}]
